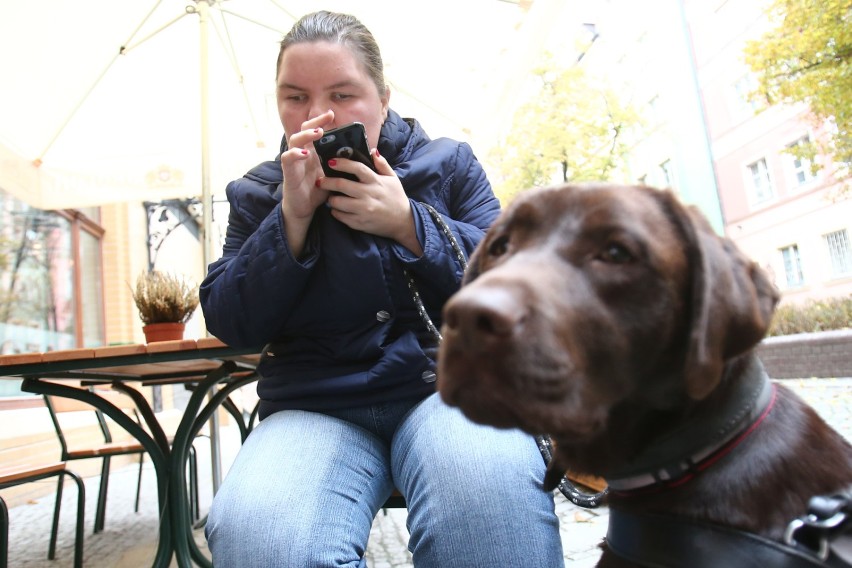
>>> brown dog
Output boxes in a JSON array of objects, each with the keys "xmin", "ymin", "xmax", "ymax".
[{"xmin": 438, "ymin": 183, "xmax": 852, "ymax": 567}]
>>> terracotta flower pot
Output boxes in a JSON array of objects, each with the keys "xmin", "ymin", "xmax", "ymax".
[{"xmin": 142, "ymin": 322, "xmax": 186, "ymax": 343}]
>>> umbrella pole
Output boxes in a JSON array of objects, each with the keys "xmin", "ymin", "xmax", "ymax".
[
  {"xmin": 197, "ymin": 0, "xmax": 224, "ymax": 493},
  {"xmin": 199, "ymin": 1, "xmax": 215, "ymax": 276}
]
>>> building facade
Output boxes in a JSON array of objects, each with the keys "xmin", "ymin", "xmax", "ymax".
[
  {"xmin": 581, "ymin": 0, "xmax": 852, "ymax": 306},
  {"xmin": 685, "ymin": 0, "xmax": 852, "ymax": 304}
]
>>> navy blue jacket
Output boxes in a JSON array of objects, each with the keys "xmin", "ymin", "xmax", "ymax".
[{"xmin": 200, "ymin": 110, "xmax": 501, "ymax": 417}]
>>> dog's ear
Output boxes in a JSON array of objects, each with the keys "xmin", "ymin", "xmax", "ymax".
[{"xmin": 662, "ymin": 193, "xmax": 779, "ymax": 400}]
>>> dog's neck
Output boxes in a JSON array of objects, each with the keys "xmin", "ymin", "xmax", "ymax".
[{"xmin": 605, "ymin": 356, "xmax": 775, "ymax": 492}]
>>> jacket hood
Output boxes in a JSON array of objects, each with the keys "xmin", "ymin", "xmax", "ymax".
[{"xmin": 377, "ymin": 109, "xmax": 430, "ymax": 167}]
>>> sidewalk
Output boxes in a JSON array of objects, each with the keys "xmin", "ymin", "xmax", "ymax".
[{"xmin": 4, "ymin": 377, "xmax": 851, "ymax": 567}]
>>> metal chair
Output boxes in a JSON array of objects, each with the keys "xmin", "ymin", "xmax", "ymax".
[
  {"xmin": 0, "ymin": 462, "xmax": 85, "ymax": 568},
  {"xmin": 43, "ymin": 386, "xmax": 199, "ymax": 533},
  {"xmin": 383, "ymin": 490, "xmax": 406, "ymax": 509}
]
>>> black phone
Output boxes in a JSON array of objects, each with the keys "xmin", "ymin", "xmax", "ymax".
[{"xmin": 313, "ymin": 122, "xmax": 376, "ymax": 182}]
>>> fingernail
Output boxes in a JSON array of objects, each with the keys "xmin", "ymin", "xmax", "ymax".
[
  {"xmin": 374, "ymin": 148, "xmax": 381, "ymax": 158},
  {"xmin": 301, "ymin": 149, "xmax": 309, "ymax": 155},
  {"xmin": 328, "ymin": 159, "xmax": 337, "ymax": 167},
  {"xmin": 315, "ymin": 178, "xmax": 322, "ymax": 187},
  {"xmin": 313, "ymin": 128, "xmax": 320, "ymax": 134}
]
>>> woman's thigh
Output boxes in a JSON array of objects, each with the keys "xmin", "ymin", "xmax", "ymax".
[
  {"xmin": 392, "ymin": 393, "xmax": 564, "ymax": 567},
  {"xmin": 205, "ymin": 409, "xmax": 395, "ymax": 568}
]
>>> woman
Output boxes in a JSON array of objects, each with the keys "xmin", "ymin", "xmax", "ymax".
[{"xmin": 200, "ymin": 10, "xmax": 564, "ymax": 567}]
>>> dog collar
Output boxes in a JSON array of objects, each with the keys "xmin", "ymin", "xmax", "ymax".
[{"xmin": 605, "ymin": 357, "xmax": 777, "ymax": 493}]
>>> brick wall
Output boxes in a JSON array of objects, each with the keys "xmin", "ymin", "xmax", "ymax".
[
  {"xmin": 757, "ymin": 329, "xmax": 852, "ymax": 379},
  {"xmin": 100, "ymin": 201, "xmax": 149, "ymax": 345}
]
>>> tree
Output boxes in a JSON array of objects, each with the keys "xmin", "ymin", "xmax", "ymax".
[
  {"xmin": 743, "ymin": 0, "xmax": 852, "ymax": 177},
  {"xmin": 489, "ymin": 63, "xmax": 643, "ymax": 201}
]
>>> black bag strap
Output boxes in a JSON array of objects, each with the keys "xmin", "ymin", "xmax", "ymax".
[
  {"xmin": 408, "ymin": 202, "xmax": 609, "ymax": 509},
  {"xmin": 403, "ymin": 203, "xmax": 467, "ymax": 343}
]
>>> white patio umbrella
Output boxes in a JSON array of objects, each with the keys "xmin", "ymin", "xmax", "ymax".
[
  {"xmin": 0, "ymin": 0, "xmax": 572, "ymax": 265},
  {"xmin": 0, "ymin": 0, "xmax": 293, "ymax": 267}
]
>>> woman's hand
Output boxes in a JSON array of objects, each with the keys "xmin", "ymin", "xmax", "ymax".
[
  {"xmin": 280, "ymin": 110, "xmax": 334, "ymax": 217},
  {"xmin": 279, "ymin": 110, "xmax": 334, "ymax": 256},
  {"xmin": 320, "ymin": 149, "xmax": 423, "ymax": 256}
]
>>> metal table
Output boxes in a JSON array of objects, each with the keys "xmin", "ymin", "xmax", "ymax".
[{"xmin": 0, "ymin": 337, "xmax": 261, "ymax": 568}]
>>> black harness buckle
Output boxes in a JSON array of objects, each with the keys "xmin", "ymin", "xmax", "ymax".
[{"xmin": 785, "ymin": 491, "xmax": 852, "ymax": 564}]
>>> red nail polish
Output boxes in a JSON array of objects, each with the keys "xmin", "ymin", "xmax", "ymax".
[
  {"xmin": 328, "ymin": 159, "xmax": 337, "ymax": 167},
  {"xmin": 315, "ymin": 178, "xmax": 322, "ymax": 187},
  {"xmin": 374, "ymin": 148, "xmax": 381, "ymax": 158},
  {"xmin": 301, "ymin": 149, "xmax": 309, "ymax": 155}
]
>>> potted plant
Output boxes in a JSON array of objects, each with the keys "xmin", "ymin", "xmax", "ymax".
[{"xmin": 131, "ymin": 271, "xmax": 199, "ymax": 342}]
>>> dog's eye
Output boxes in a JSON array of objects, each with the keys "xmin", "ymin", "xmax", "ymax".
[
  {"xmin": 487, "ymin": 235, "xmax": 510, "ymax": 257},
  {"xmin": 599, "ymin": 242, "xmax": 633, "ymax": 264}
]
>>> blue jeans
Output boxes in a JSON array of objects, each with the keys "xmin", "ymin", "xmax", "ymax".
[{"xmin": 205, "ymin": 392, "xmax": 564, "ymax": 567}]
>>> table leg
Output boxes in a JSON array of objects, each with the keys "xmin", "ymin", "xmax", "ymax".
[
  {"xmin": 169, "ymin": 365, "xmax": 258, "ymax": 568},
  {"xmin": 168, "ymin": 362, "xmax": 234, "ymax": 568},
  {"xmin": 22, "ymin": 379, "xmax": 174, "ymax": 568},
  {"xmin": 208, "ymin": 391, "xmax": 222, "ymax": 495},
  {"xmin": 219, "ymin": 396, "xmax": 251, "ymax": 442},
  {"xmin": 110, "ymin": 382, "xmax": 171, "ymax": 452}
]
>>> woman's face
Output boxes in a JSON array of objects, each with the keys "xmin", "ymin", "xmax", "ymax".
[{"xmin": 276, "ymin": 41, "xmax": 389, "ymax": 148}]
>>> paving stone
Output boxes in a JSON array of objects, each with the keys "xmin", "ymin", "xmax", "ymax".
[{"xmin": 4, "ymin": 377, "xmax": 850, "ymax": 567}]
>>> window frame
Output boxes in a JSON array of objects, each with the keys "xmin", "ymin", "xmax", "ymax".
[
  {"xmin": 779, "ymin": 244, "xmax": 805, "ymax": 288},
  {"xmin": 746, "ymin": 156, "xmax": 775, "ymax": 205}
]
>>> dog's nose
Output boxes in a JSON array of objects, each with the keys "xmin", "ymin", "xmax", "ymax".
[{"xmin": 443, "ymin": 286, "xmax": 527, "ymax": 340}]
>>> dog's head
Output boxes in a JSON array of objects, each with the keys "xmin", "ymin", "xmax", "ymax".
[{"xmin": 438, "ymin": 183, "xmax": 778, "ymax": 449}]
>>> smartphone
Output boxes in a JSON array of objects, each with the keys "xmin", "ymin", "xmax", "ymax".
[{"xmin": 313, "ymin": 122, "xmax": 377, "ymax": 182}]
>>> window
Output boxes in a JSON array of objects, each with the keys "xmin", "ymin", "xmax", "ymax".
[
  {"xmin": 787, "ymin": 136, "xmax": 815, "ymax": 186},
  {"xmin": 732, "ymin": 73, "xmax": 761, "ymax": 117},
  {"xmin": 780, "ymin": 245, "xmax": 805, "ymax": 287},
  {"xmin": 0, "ymin": 191, "xmax": 105, "ymax": 395},
  {"xmin": 747, "ymin": 158, "xmax": 774, "ymax": 204},
  {"xmin": 823, "ymin": 229, "xmax": 852, "ymax": 278}
]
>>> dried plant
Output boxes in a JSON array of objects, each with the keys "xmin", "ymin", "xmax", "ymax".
[{"xmin": 131, "ymin": 271, "xmax": 199, "ymax": 325}]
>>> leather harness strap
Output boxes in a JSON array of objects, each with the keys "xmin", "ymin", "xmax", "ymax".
[{"xmin": 607, "ymin": 508, "xmax": 849, "ymax": 568}]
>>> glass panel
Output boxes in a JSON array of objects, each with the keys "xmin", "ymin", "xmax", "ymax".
[
  {"xmin": 748, "ymin": 158, "xmax": 773, "ymax": 203},
  {"xmin": 787, "ymin": 137, "xmax": 814, "ymax": 187},
  {"xmin": 0, "ymin": 208, "xmax": 74, "ymax": 353},
  {"xmin": 780, "ymin": 245, "xmax": 804, "ymax": 287},
  {"xmin": 824, "ymin": 230, "xmax": 852, "ymax": 277},
  {"xmin": 80, "ymin": 230, "xmax": 104, "ymax": 347}
]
